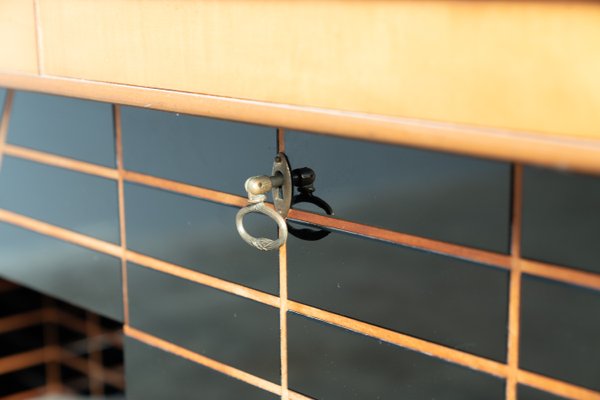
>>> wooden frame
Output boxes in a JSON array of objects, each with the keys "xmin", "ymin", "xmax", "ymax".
[{"xmin": 0, "ymin": 94, "xmax": 598, "ymax": 399}]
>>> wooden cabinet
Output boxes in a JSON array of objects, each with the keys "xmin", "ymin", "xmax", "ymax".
[{"xmin": 0, "ymin": 2, "xmax": 599, "ymax": 399}]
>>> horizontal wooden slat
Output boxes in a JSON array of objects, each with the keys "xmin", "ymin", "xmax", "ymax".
[
  {"xmin": 1, "ymin": 73, "xmax": 600, "ymax": 175},
  {"xmin": 0, "ymin": 348, "xmax": 46, "ymax": 375},
  {"xmin": 0, "ymin": 146, "xmax": 598, "ymax": 292},
  {"xmin": 0, "ymin": 310, "xmax": 43, "ymax": 335},
  {"xmin": 521, "ymin": 259, "xmax": 600, "ymax": 292},
  {"xmin": 124, "ymin": 170, "xmax": 246, "ymax": 208},
  {"xmin": 0, "ymin": 205, "xmax": 598, "ymax": 398},
  {"xmin": 0, "ymin": 209, "xmax": 122, "ymax": 257},
  {"xmin": 288, "ymin": 209, "xmax": 512, "ymax": 269},
  {"xmin": 0, "ymin": 387, "xmax": 48, "ymax": 400},
  {"xmin": 35, "ymin": 0, "xmax": 600, "ymax": 140},
  {"xmin": 517, "ymin": 370, "xmax": 600, "ymax": 400},
  {"xmin": 126, "ymin": 250, "xmax": 280, "ymax": 308},
  {"xmin": 4, "ymin": 144, "xmax": 118, "ymax": 180}
]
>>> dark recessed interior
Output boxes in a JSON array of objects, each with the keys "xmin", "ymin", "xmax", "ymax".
[{"xmin": 0, "ymin": 279, "xmax": 124, "ymax": 399}]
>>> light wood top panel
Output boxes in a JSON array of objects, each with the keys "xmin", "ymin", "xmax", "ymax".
[
  {"xmin": 0, "ymin": 0, "xmax": 38, "ymax": 74},
  {"xmin": 36, "ymin": 0, "xmax": 600, "ymax": 139}
]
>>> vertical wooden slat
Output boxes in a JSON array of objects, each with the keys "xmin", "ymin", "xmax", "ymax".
[
  {"xmin": 277, "ymin": 128, "xmax": 285, "ymax": 153},
  {"xmin": 506, "ymin": 164, "xmax": 523, "ymax": 400},
  {"xmin": 43, "ymin": 299, "xmax": 61, "ymax": 394},
  {"xmin": 277, "ymin": 128, "xmax": 289, "ymax": 400},
  {"xmin": 0, "ymin": 90, "xmax": 15, "ymax": 171},
  {"xmin": 279, "ymin": 243, "xmax": 289, "ymax": 400},
  {"xmin": 114, "ymin": 104, "xmax": 130, "ymax": 324},
  {"xmin": 0, "ymin": 93, "xmax": 597, "ymax": 398},
  {"xmin": 86, "ymin": 312, "xmax": 104, "ymax": 396}
]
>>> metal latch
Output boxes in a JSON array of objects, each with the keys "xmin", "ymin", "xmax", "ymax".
[
  {"xmin": 235, "ymin": 153, "xmax": 292, "ymax": 251},
  {"xmin": 236, "ymin": 152, "xmax": 334, "ymax": 251}
]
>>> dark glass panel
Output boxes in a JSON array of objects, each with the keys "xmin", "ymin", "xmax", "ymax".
[
  {"xmin": 288, "ymin": 230, "xmax": 509, "ymax": 361},
  {"xmin": 121, "ymin": 106, "xmax": 276, "ymax": 195},
  {"xmin": 0, "ymin": 222, "xmax": 123, "ymax": 321},
  {"xmin": 8, "ymin": 91, "xmax": 115, "ymax": 166},
  {"xmin": 125, "ymin": 337, "xmax": 279, "ymax": 400},
  {"xmin": 520, "ymin": 275, "xmax": 600, "ymax": 391},
  {"xmin": 0, "ymin": 156, "xmax": 120, "ymax": 244},
  {"xmin": 285, "ymin": 130, "xmax": 511, "ymax": 253},
  {"xmin": 127, "ymin": 263, "xmax": 279, "ymax": 382},
  {"xmin": 125, "ymin": 182, "xmax": 277, "ymax": 293},
  {"xmin": 522, "ymin": 166, "xmax": 600, "ymax": 273},
  {"xmin": 288, "ymin": 313, "xmax": 505, "ymax": 399}
]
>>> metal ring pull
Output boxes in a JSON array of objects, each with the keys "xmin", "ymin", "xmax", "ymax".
[
  {"xmin": 235, "ymin": 153, "xmax": 292, "ymax": 251},
  {"xmin": 235, "ymin": 202, "xmax": 288, "ymax": 251}
]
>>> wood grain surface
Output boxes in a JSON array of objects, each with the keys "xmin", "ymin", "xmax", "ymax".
[
  {"xmin": 0, "ymin": 0, "xmax": 38, "ymax": 74},
  {"xmin": 35, "ymin": 0, "xmax": 600, "ymax": 139}
]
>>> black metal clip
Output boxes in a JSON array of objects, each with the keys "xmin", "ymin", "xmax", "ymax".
[{"xmin": 288, "ymin": 167, "xmax": 333, "ymax": 241}]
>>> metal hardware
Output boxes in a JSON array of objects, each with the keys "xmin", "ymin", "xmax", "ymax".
[
  {"xmin": 235, "ymin": 153, "xmax": 292, "ymax": 251},
  {"xmin": 292, "ymin": 167, "xmax": 317, "ymax": 193},
  {"xmin": 288, "ymin": 167, "xmax": 334, "ymax": 241},
  {"xmin": 236, "ymin": 154, "xmax": 334, "ymax": 249},
  {"xmin": 236, "ymin": 202, "xmax": 288, "ymax": 251},
  {"xmin": 272, "ymin": 154, "xmax": 293, "ymax": 217}
]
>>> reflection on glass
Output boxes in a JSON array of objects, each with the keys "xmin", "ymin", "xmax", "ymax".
[
  {"xmin": 288, "ymin": 230, "xmax": 509, "ymax": 361},
  {"xmin": 521, "ymin": 275, "xmax": 600, "ymax": 391},
  {"xmin": 121, "ymin": 106, "xmax": 276, "ymax": 196},
  {"xmin": 522, "ymin": 167, "xmax": 600, "ymax": 273},
  {"xmin": 0, "ymin": 223, "xmax": 123, "ymax": 321},
  {"xmin": 286, "ymin": 130, "xmax": 512, "ymax": 253},
  {"xmin": 0, "ymin": 157, "xmax": 120, "ymax": 244},
  {"xmin": 125, "ymin": 183, "xmax": 278, "ymax": 294},
  {"xmin": 125, "ymin": 338, "xmax": 278, "ymax": 400},
  {"xmin": 127, "ymin": 264, "xmax": 280, "ymax": 383},
  {"xmin": 8, "ymin": 91, "xmax": 115, "ymax": 167},
  {"xmin": 288, "ymin": 313, "xmax": 505, "ymax": 399}
]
